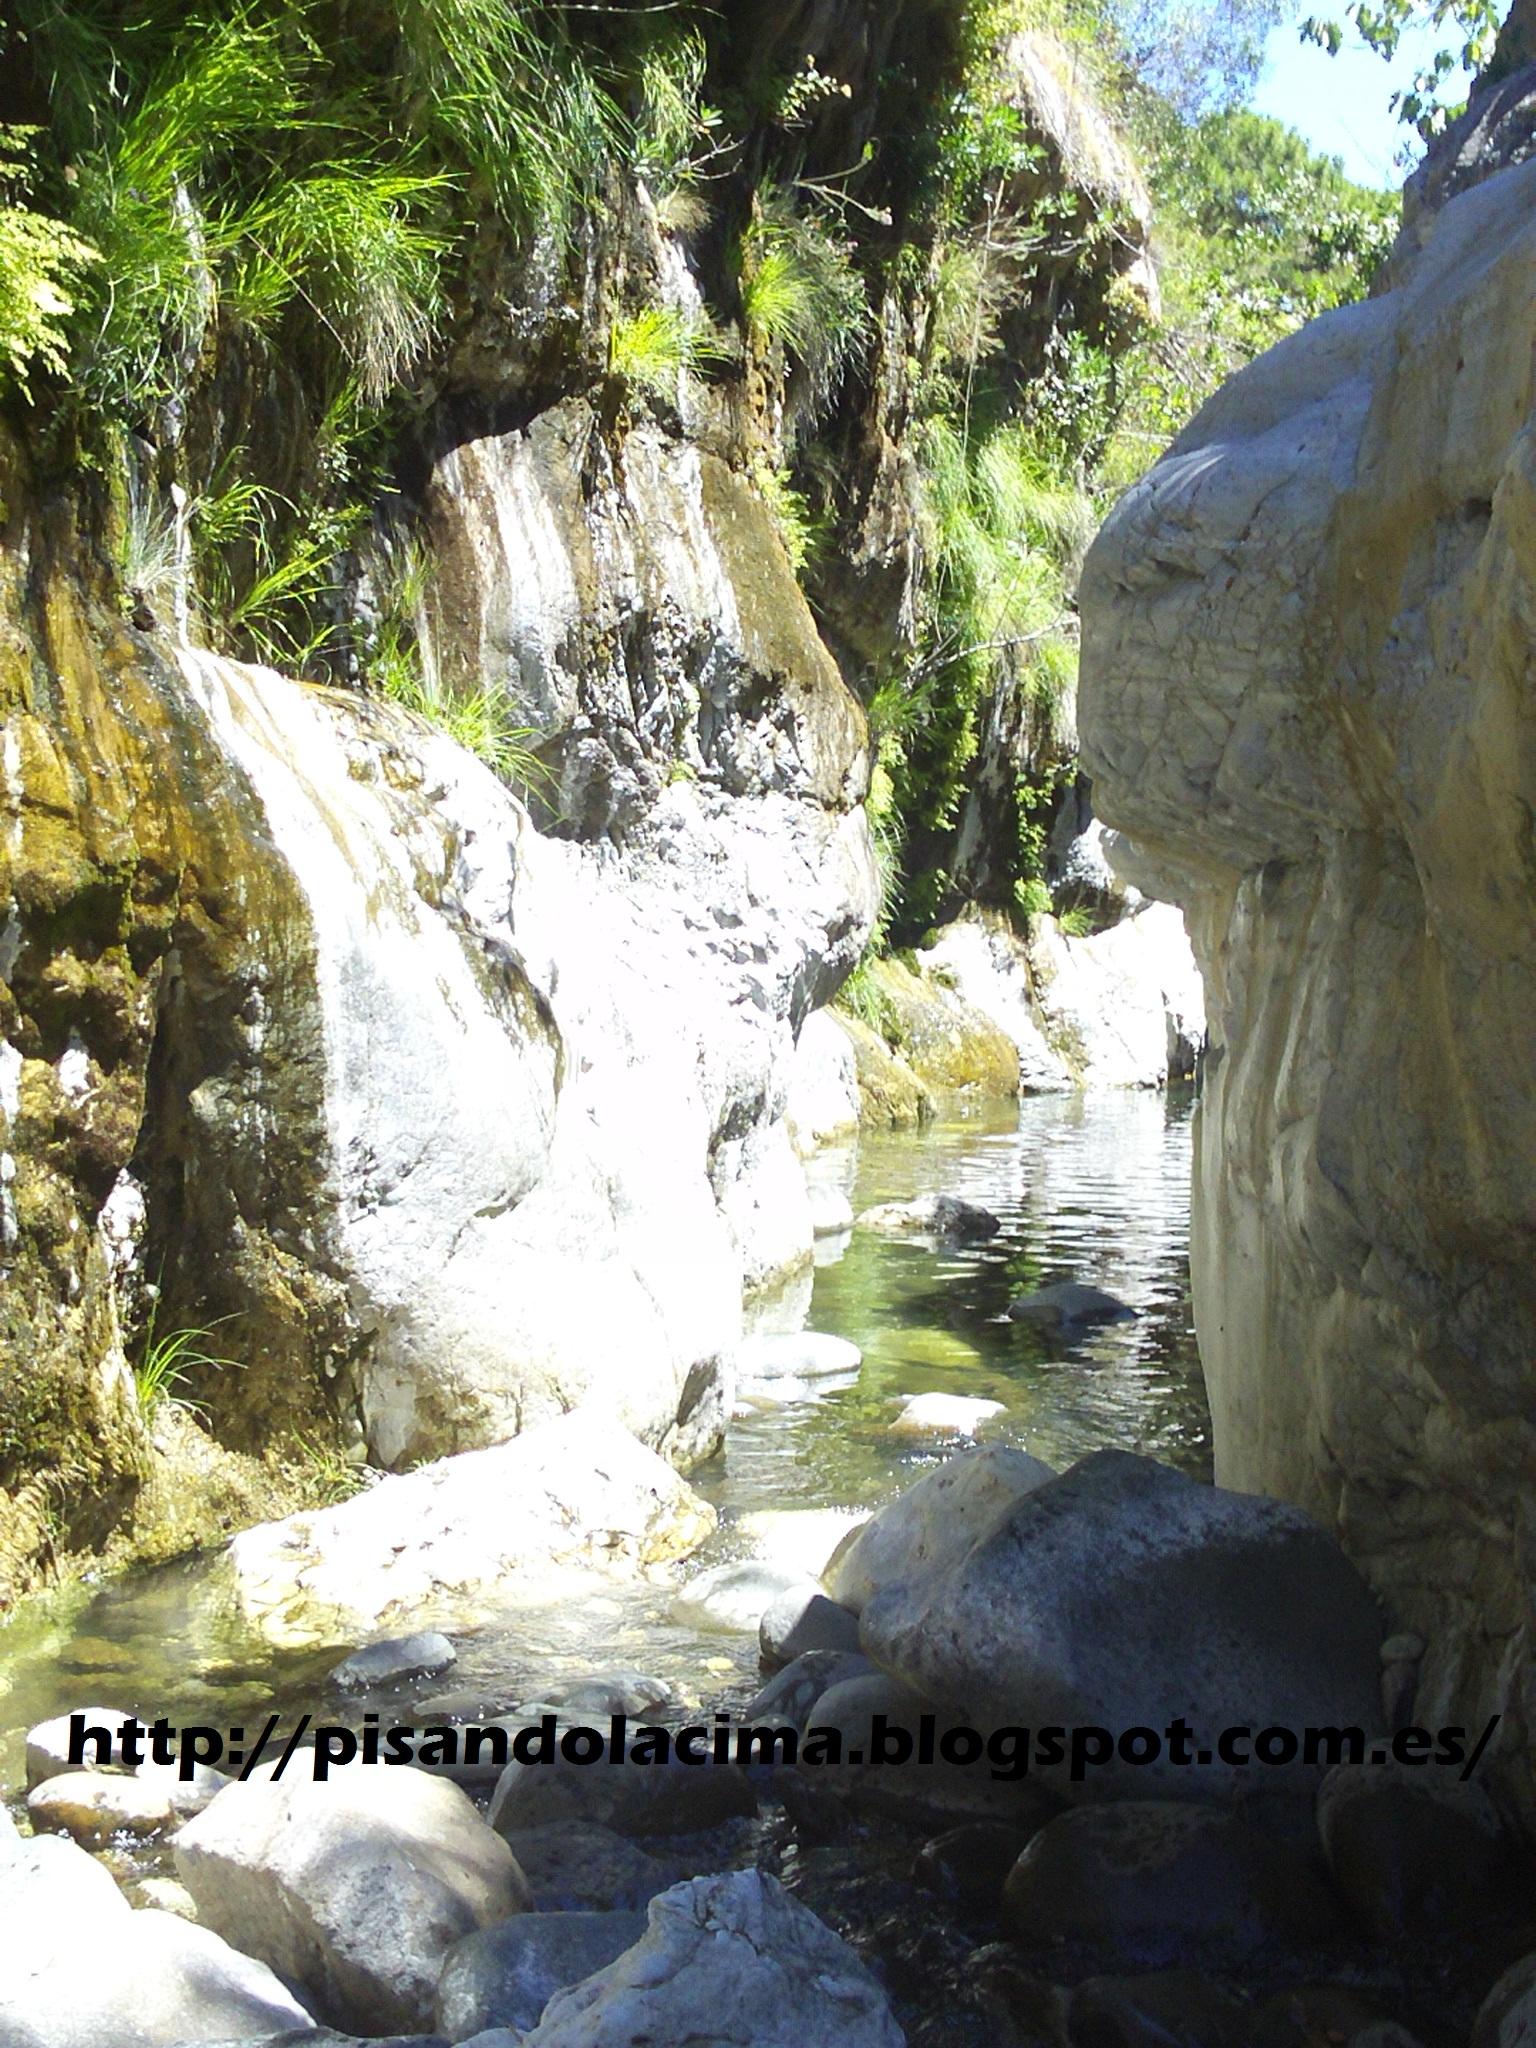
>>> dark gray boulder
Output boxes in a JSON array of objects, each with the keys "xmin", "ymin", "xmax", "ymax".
[
  {"xmin": 436, "ymin": 1911, "xmax": 648, "ymax": 2039},
  {"xmin": 859, "ymin": 1449, "xmax": 1384, "ymax": 1802}
]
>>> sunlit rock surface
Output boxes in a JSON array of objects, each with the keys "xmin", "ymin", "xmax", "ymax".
[
  {"xmin": 0, "ymin": 402, "xmax": 875, "ymax": 1592},
  {"xmin": 1081, "ymin": 158, "xmax": 1536, "ymax": 1806}
]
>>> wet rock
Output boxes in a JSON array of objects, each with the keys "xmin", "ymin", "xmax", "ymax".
[
  {"xmin": 329, "ymin": 1631, "xmax": 457, "ymax": 1691},
  {"xmin": 437, "ymin": 1911, "xmax": 649, "ymax": 2039},
  {"xmin": 1006, "ymin": 1280, "xmax": 1133, "ymax": 1326},
  {"xmin": 1259, "ymin": 1983, "xmax": 1429, "ymax": 2048},
  {"xmin": 25, "ymin": 1705, "xmax": 136, "ymax": 1787},
  {"xmin": 488, "ymin": 1745, "xmax": 756, "ymax": 1839},
  {"xmin": 1, "ymin": 1832, "xmax": 315, "ymax": 2047},
  {"xmin": 520, "ymin": 1870, "xmax": 905, "ymax": 2046},
  {"xmin": 809, "ymin": 1185, "xmax": 856, "ymax": 1236},
  {"xmin": 1473, "ymin": 1953, "xmax": 1536, "ymax": 2048},
  {"xmin": 737, "ymin": 1331, "xmax": 862, "ymax": 1382},
  {"xmin": 1001, "ymin": 1801, "xmax": 1341, "ymax": 1968},
  {"xmin": 890, "ymin": 1392, "xmax": 1005, "ymax": 1436},
  {"xmin": 857, "ymin": 1193, "xmax": 1001, "ymax": 1242},
  {"xmin": 224, "ymin": 1412, "xmax": 717, "ymax": 1651},
  {"xmin": 175, "ymin": 1767, "xmax": 527, "ymax": 2034},
  {"xmin": 671, "ymin": 1559, "xmax": 816, "ymax": 1633},
  {"xmin": 916, "ymin": 1821, "xmax": 1038, "ymax": 1913},
  {"xmin": 1317, "ymin": 1761, "xmax": 1512, "ymax": 1941},
  {"xmin": 807, "ymin": 1671, "xmax": 1054, "ymax": 1831},
  {"xmin": 785, "ymin": 1009, "xmax": 861, "ymax": 1152},
  {"xmin": 822, "ymin": 1444, "xmax": 1056, "ymax": 1617},
  {"xmin": 1068, "ymin": 1971, "xmax": 1255, "ymax": 2048},
  {"xmin": 861, "ymin": 1449, "xmax": 1384, "ymax": 1800},
  {"xmin": 744, "ymin": 1648, "xmax": 877, "ymax": 1728},
  {"xmin": 966, "ymin": 1945, "xmax": 1071, "ymax": 2047},
  {"xmin": 759, "ymin": 1586, "xmax": 862, "ymax": 1668},
  {"xmin": 551, "ymin": 1672, "xmax": 675, "ymax": 1717},
  {"xmin": 130, "ymin": 1876, "xmax": 200, "ymax": 1919},
  {"xmin": 27, "ymin": 1767, "xmax": 172, "ymax": 1845},
  {"xmin": 499, "ymin": 1824, "xmax": 672, "ymax": 1912},
  {"xmin": 135, "ymin": 1755, "xmax": 232, "ymax": 1818}
]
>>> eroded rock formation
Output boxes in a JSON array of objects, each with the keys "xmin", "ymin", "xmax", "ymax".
[{"xmin": 1081, "ymin": 139, "xmax": 1536, "ymax": 1805}]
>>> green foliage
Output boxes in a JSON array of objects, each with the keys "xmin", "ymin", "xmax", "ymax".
[
  {"xmin": 607, "ymin": 304, "xmax": 729, "ymax": 402},
  {"xmin": 1097, "ymin": 109, "xmax": 1397, "ymax": 493},
  {"xmin": 750, "ymin": 460, "xmax": 825, "ymax": 573},
  {"xmin": 290, "ymin": 1432, "xmax": 372, "ymax": 1504},
  {"xmin": 1300, "ymin": 0, "xmax": 1499, "ymax": 135},
  {"xmin": 0, "ymin": 129, "xmax": 97, "ymax": 396},
  {"xmin": 131, "ymin": 1304, "xmax": 235, "ymax": 1424},
  {"xmin": 738, "ymin": 195, "xmax": 872, "ymax": 423},
  {"xmin": 361, "ymin": 541, "xmax": 555, "ymax": 794}
]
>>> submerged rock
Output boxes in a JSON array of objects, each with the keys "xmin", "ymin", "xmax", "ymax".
[
  {"xmin": 174, "ymin": 1768, "xmax": 527, "ymax": 2034},
  {"xmin": 822, "ymin": 1444, "xmax": 1056, "ymax": 1616},
  {"xmin": 890, "ymin": 1392, "xmax": 1005, "ymax": 1436},
  {"xmin": 1006, "ymin": 1280, "xmax": 1134, "ymax": 1326},
  {"xmin": 329, "ymin": 1632, "xmax": 457, "ymax": 1691},
  {"xmin": 859, "ymin": 1449, "xmax": 1383, "ymax": 1801},
  {"xmin": 222, "ymin": 1412, "xmax": 715, "ymax": 1649},
  {"xmin": 856, "ymin": 1193, "xmax": 1001, "ymax": 1242},
  {"xmin": 670, "ymin": 1560, "xmax": 815, "ymax": 1634},
  {"xmin": 737, "ymin": 1331, "xmax": 862, "ymax": 1382},
  {"xmin": 519, "ymin": 1871, "xmax": 906, "ymax": 2046}
]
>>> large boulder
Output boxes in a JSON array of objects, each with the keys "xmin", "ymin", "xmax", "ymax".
[
  {"xmin": 0, "ymin": 1828, "xmax": 313, "ymax": 2047},
  {"xmin": 221, "ymin": 1412, "xmax": 716, "ymax": 1648},
  {"xmin": 436, "ymin": 1912, "xmax": 649, "ymax": 2040},
  {"xmin": 859, "ymin": 1450, "xmax": 1383, "ymax": 1800},
  {"xmin": 1001, "ymin": 1801, "xmax": 1340, "ymax": 1968},
  {"xmin": 487, "ymin": 1746, "xmax": 756, "ymax": 1840},
  {"xmin": 519, "ymin": 1871, "xmax": 906, "ymax": 2046},
  {"xmin": 174, "ymin": 1768, "xmax": 527, "ymax": 2034},
  {"xmin": 0, "ymin": 406, "xmax": 876, "ymax": 1605},
  {"xmin": 1474, "ymin": 1953, "xmax": 1536, "ymax": 2048},
  {"xmin": 822, "ymin": 1445, "xmax": 1057, "ymax": 1616},
  {"xmin": 1079, "ymin": 145, "xmax": 1536, "ymax": 1804}
]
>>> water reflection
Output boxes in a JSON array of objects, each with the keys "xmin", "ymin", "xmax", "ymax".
[{"xmin": 0, "ymin": 1087, "xmax": 1208, "ymax": 1803}]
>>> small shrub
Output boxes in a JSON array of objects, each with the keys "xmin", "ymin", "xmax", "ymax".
[
  {"xmin": 131, "ymin": 1303, "xmax": 236, "ymax": 1425},
  {"xmin": 737, "ymin": 194, "xmax": 871, "ymax": 422},
  {"xmin": 607, "ymin": 304, "xmax": 728, "ymax": 402}
]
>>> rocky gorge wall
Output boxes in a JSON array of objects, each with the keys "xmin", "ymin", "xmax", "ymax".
[
  {"xmin": 1080, "ymin": 110, "xmax": 1536, "ymax": 1808},
  {"xmin": 0, "ymin": 410, "xmax": 876, "ymax": 1603}
]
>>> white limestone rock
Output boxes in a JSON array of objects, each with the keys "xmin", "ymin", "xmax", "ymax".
[
  {"xmin": 1079, "ymin": 148, "xmax": 1536, "ymax": 1799},
  {"xmin": 521, "ymin": 1871, "xmax": 906, "ymax": 2047},
  {"xmin": 823, "ymin": 1444, "xmax": 1057, "ymax": 1616},
  {"xmin": 174, "ymin": 1767, "xmax": 528, "ymax": 2034},
  {"xmin": 221, "ymin": 1411, "xmax": 716, "ymax": 1649}
]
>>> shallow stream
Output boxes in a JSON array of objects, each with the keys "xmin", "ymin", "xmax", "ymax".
[{"xmin": 0, "ymin": 1087, "xmax": 1208, "ymax": 1823}]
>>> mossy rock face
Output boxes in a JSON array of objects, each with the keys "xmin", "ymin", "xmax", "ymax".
[
  {"xmin": 0, "ymin": 435, "xmax": 347, "ymax": 1606},
  {"xmin": 858, "ymin": 956, "xmax": 1021, "ymax": 1097},
  {"xmin": 834, "ymin": 1011, "xmax": 935, "ymax": 1129}
]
